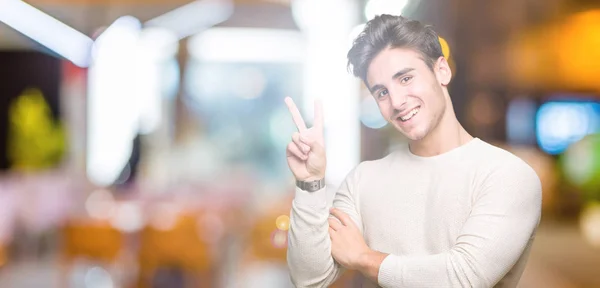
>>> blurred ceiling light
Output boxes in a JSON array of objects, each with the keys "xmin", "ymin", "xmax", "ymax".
[
  {"xmin": 0, "ymin": 0, "xmax": 93, "ymax": 67},
  {"xmin": 87, "ymin": 16, "xmax": 142, "ymax": 187},
  {"xmin": 137, "ymin": 27, "xmax": 179, "ymax": 61},
  {"xmin": 135, "ymin": 28, "xmax": 178, "ymax": 135},
  {"xmin": 292, "ymin": 0, "xmax": 356, "ymax": 31},
  {"xmin": 145, "ymin": 0, "xmax": 233, "ymax": 40},
  {"xmin": 364, "ymin": 0, "xmax": 410, "ymax": 20},
  {"xmin": 292, "ymin": 0, "xmax": 360, "ymax": 187},
  {"xmin": 188, "ymin": 28, "xmax": 304, "ymax": 63}
]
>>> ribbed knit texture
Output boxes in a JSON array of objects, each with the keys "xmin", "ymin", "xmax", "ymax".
[{"xmin": 287, "ymin": 138, "xmax": 542, "ymax": 288}]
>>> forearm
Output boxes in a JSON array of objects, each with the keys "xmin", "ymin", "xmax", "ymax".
[
  {"xmin": 374, "ymin": 219, "xmax": 538, "ymax": 288},
  {"xmin": 375, "ymin": 251, "xmax": 485, "ymax": 288},
  {"xmin": 287, "ymin": 187, "xmax": 343, "ymax": 287}
]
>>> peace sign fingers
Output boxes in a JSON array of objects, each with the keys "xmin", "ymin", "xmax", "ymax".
[{"xmin": 285, "ymin": 97, "xmax": 307, "ymax": 132}]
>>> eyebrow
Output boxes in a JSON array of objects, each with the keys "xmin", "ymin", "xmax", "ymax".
[{"xmin": 368, "ymin": 67, "xmax": 415, "ymax": 93}]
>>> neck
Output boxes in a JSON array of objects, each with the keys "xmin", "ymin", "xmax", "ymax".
[{"xmin": 409, "ymin": 93, "xmax": 473, "ymax": 157}]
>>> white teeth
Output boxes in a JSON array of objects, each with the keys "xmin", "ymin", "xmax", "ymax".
[{"xmin": 400, "ymin": 107, "xmax": 420, "ymax": 121}]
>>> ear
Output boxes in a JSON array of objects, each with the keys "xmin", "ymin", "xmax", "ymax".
[{"xmin": 435, "ymin": 56, "xmax": 452, "ymax": 86}]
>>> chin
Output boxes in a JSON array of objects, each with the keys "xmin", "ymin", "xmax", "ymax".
[{"xmin": 398, "ymin": 125, "xmax": 428, "ymax": 142}]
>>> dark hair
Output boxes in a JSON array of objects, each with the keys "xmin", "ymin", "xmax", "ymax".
[{"xmin": 347, "ymin": 14, "xmax": 443, "ymax": 85}]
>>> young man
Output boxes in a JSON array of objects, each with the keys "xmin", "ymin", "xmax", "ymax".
[{"xmin": 284, "ymin": 14, "xmax": 541, "ymax": 288}]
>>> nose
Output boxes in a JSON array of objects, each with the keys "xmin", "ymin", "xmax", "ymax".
[{"xmin": 389, "ymin": 89, "xmax": 408, "ymax": 111}]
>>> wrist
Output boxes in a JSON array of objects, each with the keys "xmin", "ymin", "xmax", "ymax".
[
  {"xmin": 304, "ymin": 175, "xmax": 324, "ymax": 182},
  {"xmin": 296, "ymin": 177, "xmax": 325, "ymax": 192},
  {"xmin": 356, "ymin": 249, "xmax": 375, "ymax": 270},
  {"xmin": 357, "ymin": 249, "xmax": 388, "ymax": 282}
]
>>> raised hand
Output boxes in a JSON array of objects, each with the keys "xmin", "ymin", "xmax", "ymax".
[{"xmin": 284, "ymin": 97, "xmax": 326, "ymax": 182}]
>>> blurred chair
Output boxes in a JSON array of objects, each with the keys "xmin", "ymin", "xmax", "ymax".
[
  {"xmin": 137, "ymin": 212, "xmax": 216, "ymax": 288},
  {"xmin": 60, "ymin": 219, "xmax": 125, "ymax": 287}
]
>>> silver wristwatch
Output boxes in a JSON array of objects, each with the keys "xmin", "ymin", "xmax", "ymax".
[{"xmin": 296, "ymin": 178, "xmax": 325, "ymax": 192}]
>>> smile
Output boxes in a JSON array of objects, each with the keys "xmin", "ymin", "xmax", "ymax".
[{"xmin": 399, "ymin": 107, "xmax": 420, "ymax": 122}]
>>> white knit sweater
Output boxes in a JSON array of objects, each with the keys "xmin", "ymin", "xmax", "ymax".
[{"xmin": 287, "ymin": 138, "xmax": 542, "ymax": 288}]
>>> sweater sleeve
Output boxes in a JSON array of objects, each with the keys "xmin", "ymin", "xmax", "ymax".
[
  {"xmin": 287, "ymin": 165, "xmax": 363, "ymax": 288},
  {"xmin": 377, "ymin": 161, "xmax": 542, "ymax": 288}
]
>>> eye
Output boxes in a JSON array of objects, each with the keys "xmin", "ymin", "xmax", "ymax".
[
  {"xmin": 377, "ymin": 89, "xmax": 389, "ymax": 99},
  {"xmin": 401, "ymin": 76, "xmax": 413, "ymax": 84}
]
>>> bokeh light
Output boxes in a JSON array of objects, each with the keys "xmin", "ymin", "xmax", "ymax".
[
  {"xmin": 561, "ymin": 134, "xmax": 600, "ymax": 192},
  {"xmin": 84, "ymin": 266, "xmax": 114, "ymax": 288},
  {"xmin": 275, "ymin": 215, "xmax": 290, "ymax": 231},
  {"xmin": 360, "ymin": 96, "xmax": 387, "ymax": 129},
  {"xmin": 580, "ymin": 202, "xmax": 600, "ymax": 248},
  {"xmin": 536, "ymin": 101, "xmax": 600, "ymax": 155},
  {"xmin": 109, "ymin": 202, "xmax": 144, "ymax": 233},
  {"xmin": 85, "ymin": 189, "xmax": 116, "ymax": 220},
  {"xmin": 270, "ymin": 229, "xmax": 288, "ymax": 249}
]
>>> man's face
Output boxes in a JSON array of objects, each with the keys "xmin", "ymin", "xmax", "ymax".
[{"xmin": 366, "ymin": 47, "xmax": 450, "ymax": 141}]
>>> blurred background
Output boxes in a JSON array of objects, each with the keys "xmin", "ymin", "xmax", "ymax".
[{"xmin": 0, "ymin": 0, "xmax": 599, "ymax": 287}]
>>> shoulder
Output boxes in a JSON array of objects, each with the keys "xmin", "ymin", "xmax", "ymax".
[
  {"xmin": 477, "ymin": 141, "xmax": 538, "ymax": 176},
  {"xmin": 470, "ymin": 140, "xmax": 541, "ymax": 197}
]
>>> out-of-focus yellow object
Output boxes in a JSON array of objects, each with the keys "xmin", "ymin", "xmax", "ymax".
[
  {"xmin": 61, "ymin": 220, "xmax": 124, "ymax": 262},
  {"xmin": 438, "ymin": 36, "xmax": 456, "ymax": 73},
  {"xmin": 59, "ymin": 219, "xmax": 125, "ymax": 288},
  {"xmin": 439, "ymin": 36, "xmax": 450, "ymax": 59},
  {"xmin": 137, "ymin": 211, "xmax": 215, "ymax": 288},
  {"xmin": 7, "ymin": 88, "xmax": 66, "ymax": 171},
  {"xmin": 275, "ymin": 214, "xmax": 290, "ymax": 231},
  {"xmin": 508, "ymin": 9, "xmax": 600, "ymax": 91},
  {"xmin": 553, "ymin": 10, "xmax": 600, "ymax": 92}
]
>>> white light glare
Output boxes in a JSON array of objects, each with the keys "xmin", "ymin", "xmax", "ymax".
[{"xmin": 0, "ymin": 0, "xmax": 94, "ymax": 67}]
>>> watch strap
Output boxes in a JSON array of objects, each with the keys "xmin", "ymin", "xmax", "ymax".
[{"xmin": 296, "ymin": 178, "xmax": 325, "ymax": 192}]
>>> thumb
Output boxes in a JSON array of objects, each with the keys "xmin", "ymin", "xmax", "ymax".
[{"xmin": 300, "ymin": 135, "xmax": 325, "ymax": 155}]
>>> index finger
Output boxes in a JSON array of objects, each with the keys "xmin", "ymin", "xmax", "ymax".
[{"xmin": 285, "ymin": 97, "xmax": 307, "ymax": 132}]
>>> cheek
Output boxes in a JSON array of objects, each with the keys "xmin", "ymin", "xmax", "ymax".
[{"xmin": 406, "ymin": 81, "xmax": 429, "ymax": 96}]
